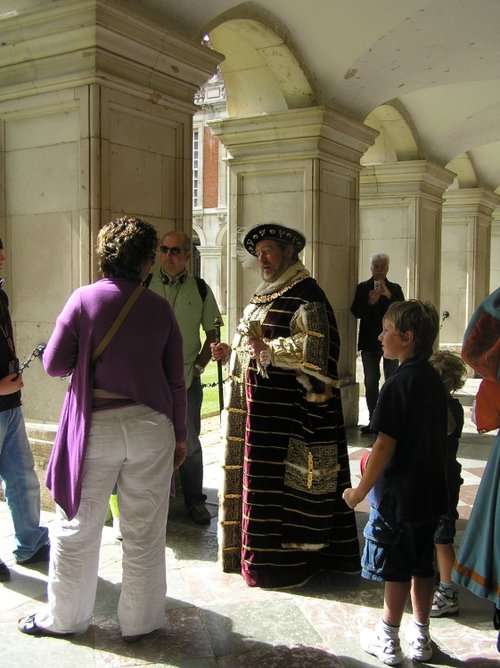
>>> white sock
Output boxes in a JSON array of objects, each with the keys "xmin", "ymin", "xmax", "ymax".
[
  {"xmin": 381, "ymin": 619, "xmax": 400, "ymax": 637},
  {"xmin": 413, "ymin": 619, "xmax": 429, "ymax": 633},
  {"xmin": 440, "ymin": 582, "xmax": 457, "ymax": 596}
]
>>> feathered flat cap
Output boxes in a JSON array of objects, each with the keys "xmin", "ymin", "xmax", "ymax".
[{"xmin": 243, "ymin": 223, "xmax": 306, "ymax": 256}]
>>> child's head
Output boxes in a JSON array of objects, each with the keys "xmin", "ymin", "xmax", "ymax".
[
  {"xmin": 430, "ymin": 349, "xmax": 468, "ymax": 393},
  {"xmin": 384, "ymin": 300, "xmax": 439, "ymax": 361}
]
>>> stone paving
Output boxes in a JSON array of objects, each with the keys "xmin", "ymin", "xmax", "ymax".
[{"xmin": 0, "ymin": 384, "xmax": 498, "ymax": 667}]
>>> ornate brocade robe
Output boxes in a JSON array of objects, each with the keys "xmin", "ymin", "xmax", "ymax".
[{"xmin": 219, "ymin": 262, "xmax": 360, "ymax": 588}]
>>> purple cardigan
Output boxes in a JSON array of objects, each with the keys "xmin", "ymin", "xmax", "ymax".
[{"xmin": 44, "ymin": 278, "xmax": 187, "ymax": 519}]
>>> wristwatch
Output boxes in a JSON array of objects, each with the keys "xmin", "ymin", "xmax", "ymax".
[{"xmin": 194, "ymin": 363, "xmax": 205, "ymax": 374}]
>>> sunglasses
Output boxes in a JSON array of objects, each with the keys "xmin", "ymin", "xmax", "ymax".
[{"xmin": 159, "ymin": 246, "xmax": 186, "ymax": 256}]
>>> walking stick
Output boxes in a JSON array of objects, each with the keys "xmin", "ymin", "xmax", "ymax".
[
  {"xmin": 214, "ymin": 317, "xmax": 224, "ymax": 413},
  {"xmin": 16, "ymin": 344, "xmax": 46, "ymax": 374},
  {"xmin": 440, "ymin": 310, "xmax": 450, "ymax": 329},
  {"xmin": 11, "ymin": 343, "xmax": 46, "ymax": 381}
]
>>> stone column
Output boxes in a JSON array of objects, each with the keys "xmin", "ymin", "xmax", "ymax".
[
  {"xmin": 193, "ymin": 209, "xmax": 227, "ymax": 312},
  {"xmin": 491, "ymin": 210, "xmax": 500, "ymax": 293},
  {"xmin": 441, "ymin": 188, "xmax": 500, "ymax": 345},
  {"xmin": 0, "ymin": 0, "xmax": 221, "ymax": 501},
  {"xmin": 360, "ymin": 161, "xmax": 456, "ymax": 312},
  {"xmin": 210, "ymin": 106, "xmax": 378, "ymax": 425},
  {"xmin": 197, "ymin": 245, "xmax": 226, "ymax": 314}
]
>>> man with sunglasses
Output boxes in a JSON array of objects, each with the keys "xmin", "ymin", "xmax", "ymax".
[{"xmin": 149, "ymin": 231, "xmax": 222, "ymax": 525}]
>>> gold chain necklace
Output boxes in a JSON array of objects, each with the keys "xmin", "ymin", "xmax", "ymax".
[{"xmin": 249, "ymin": 277, "xmax": 305, "ymax": 304}]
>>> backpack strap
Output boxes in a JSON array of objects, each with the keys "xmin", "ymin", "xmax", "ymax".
[{"xmin": 195, "ymin": 276, "xmax": 207, "ymax": 302}]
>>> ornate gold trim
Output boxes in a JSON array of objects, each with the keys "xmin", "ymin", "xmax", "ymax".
[{"xmin": 249, "ymin": 277, "xmax": 305, "ymax": 304}]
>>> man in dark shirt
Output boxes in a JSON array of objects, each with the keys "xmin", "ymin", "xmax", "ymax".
[
  {"xmin": 351, "ymin": 253, "xmax": 405, "ymax": 435},
  {"xmin": 0, "ymin": 239, "xmax": 49, "ymax": 580}
]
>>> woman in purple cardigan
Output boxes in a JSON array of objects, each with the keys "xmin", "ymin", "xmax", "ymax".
[{"xmin": 18, "ymin": 217, "xmax": 187, "ymax": 642}]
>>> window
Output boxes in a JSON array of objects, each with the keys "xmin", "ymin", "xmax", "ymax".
[{"xmin": 193, "ymin": 128, "xmax": 200, "ymax": 208}]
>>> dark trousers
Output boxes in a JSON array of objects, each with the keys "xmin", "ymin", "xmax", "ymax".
[
  {"xmin": 179, "ymin": 375, "xmax": 207, "ymax": 508},
  {"xmin": 361, "ymin": 350, "xmax": 399, "ymax": 421}
]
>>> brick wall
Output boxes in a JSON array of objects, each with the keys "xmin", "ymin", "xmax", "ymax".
[{"xmin": 203, "ymin": 126, "xmax": 219, "ymax": 208}]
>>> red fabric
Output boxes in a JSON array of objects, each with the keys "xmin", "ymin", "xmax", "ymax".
[
  {"xmin": 475, "ymin": 379, "xmax": 500, "ymax": 433},
  {"xmin": 462, "ymin": 312, "xmax": 500, "ymax": 382},
  {"xmin": 360, "ymin": 450, "xmax": 371, "ymax": 475}
]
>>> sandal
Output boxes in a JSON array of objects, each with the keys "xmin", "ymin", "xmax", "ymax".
[
  {"xmin": 122, "ymin": 629, "xmax": 157, "ymax": 644},
  {"xmin": 123, "ymin": 634, "xmax": 146, "ymax": 644},
  {"xmin": 18, "ymin": 614, "xmax": 72, "ymax": 637}
]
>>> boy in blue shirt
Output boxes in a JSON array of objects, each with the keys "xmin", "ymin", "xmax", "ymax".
[{"xmin": 343, "ymin": 300, "xmax": 448, "ymax": 665}]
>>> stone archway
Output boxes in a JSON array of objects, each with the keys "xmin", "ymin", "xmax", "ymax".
[
  {"xmin": 209, "ymin": 18, "xmax": 315, "ymax": 116},
  {"xmin": 363, "ymin": 104, "xmax": 420, "ymax": 164}
]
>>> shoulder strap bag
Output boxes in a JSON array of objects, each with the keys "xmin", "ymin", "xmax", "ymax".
[{"xmin": 92, "ymin": 284, "xmax": 144, "ymax": 362}]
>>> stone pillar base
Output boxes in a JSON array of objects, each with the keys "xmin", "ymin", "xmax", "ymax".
[
  {"xmin": 24, "ymin": 423, "xmax": 56, "ymax": 513},
  {"xmin": 340, "ymin": 382, "xmax": 359, "ymax": 428}
]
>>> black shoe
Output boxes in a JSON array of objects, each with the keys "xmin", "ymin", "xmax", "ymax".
[
  {"xmin": 0, "ymin": 559, "xmax": 11, "ymax": 581},
  {"xmin": 123, "ymin": 633, "xmax": 147, "ymax": 644},
  {"xmin": 188, "ymin": 503, "xmax": 211, "ymax": 525},
  {"xmin": 360, "ymin": 425, "xmax": 373, "ymax": 436},
  {"xmin": 123, "ymin": 630, "xmax": 157, "ymax": 644},
  {"xmin": 16, "ymin": 543, "xmax": 50, "ymax": 565},
  {"xmin": 18, "ymin": 614, "xmax": 72, "ymax": 637}
]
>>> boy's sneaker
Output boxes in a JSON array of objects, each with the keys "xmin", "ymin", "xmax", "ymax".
[
  {"xmin": 360, "ymin": 620, "xmax": 404, "ymax": 666},
  {"xmin": 430, "ymin": 585, "xmax": 459, "ymax": 617},
  {"xmin": 0, "ymin": 559, "xmax": 11, "ymax": 581},
  {"xmin": 406, "ymin": 620, "xmax": 433, "ymax": 662}
]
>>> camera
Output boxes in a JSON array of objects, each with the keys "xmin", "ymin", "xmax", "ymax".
[{"xmin": 374, "ymin": 280, "xmax": 381, "ymax": 291}]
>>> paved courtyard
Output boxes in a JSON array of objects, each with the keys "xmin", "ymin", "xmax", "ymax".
[{"xmin": 0, "ymin": 381, "xmax": 498, "ymax": 667}]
